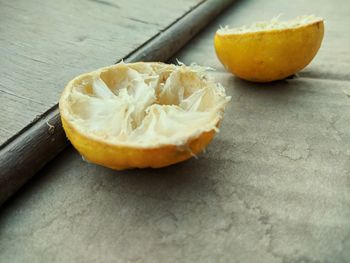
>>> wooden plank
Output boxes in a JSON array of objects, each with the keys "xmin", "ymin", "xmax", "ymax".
[
  {"xmin": 0, "ymin": 0, "xmax": 349, "ymax": 261},
  {"xmin": 0, "ymin": 88, "xmax": 49, "ymax": 145},
  {"xmin": 0, "ymin": 0, "xmax": 236, "ymax": 206},
  {"xmin": 0, "ymin": 0, "xmax": 203, "ymax": 144}
]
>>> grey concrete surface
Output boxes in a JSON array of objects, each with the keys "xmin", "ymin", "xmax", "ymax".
[{"xmin": 1, "ymin": 0, "xmax": 350, "ymax": 262}]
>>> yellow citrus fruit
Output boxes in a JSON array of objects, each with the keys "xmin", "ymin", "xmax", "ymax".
[
  {"xmin": 214, "ymin": 15, "xmax": 324, "ymax": 82},
  {"xmin": 59, "ymin": 62, "xmax": 230, "ymax": 170}
]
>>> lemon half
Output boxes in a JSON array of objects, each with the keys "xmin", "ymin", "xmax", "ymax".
[
  {"xmin": 59, "ymin": 62, "xmax": 230, "ymax": 170},
  {"xmin": 214, "ymin": 15, "xmax": 324, "ymax": 82}
]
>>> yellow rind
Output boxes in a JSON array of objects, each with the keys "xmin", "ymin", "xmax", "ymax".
[
  {"xmin": 61, "ymin": 116, "xmax": 215, "ymax": 170},
  {"xmin": 214, "ymin": 20, "xmax": 324, "ymax": 82},
  {"xmin": 59, "ymin": 62, "xmax": 223, "ymax": 170}
]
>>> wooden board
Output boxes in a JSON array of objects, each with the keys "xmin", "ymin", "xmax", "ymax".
[
  {"xmin": 0, "ymin": 0, "xmax": 203, "ymax": 145},
  {"xmin": 1, "ymin": 0, "xmax": 349, "ymax": 261}
]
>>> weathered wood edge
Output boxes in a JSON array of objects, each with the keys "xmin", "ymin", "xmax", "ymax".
[{"xmin": 0, "ymin": 0, "xmax": 235, "ymax": 206}]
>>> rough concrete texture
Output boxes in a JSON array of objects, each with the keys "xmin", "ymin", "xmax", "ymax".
[{"xmin": 1, "ymin": 0, "xmax": 350, "ymax": 262}]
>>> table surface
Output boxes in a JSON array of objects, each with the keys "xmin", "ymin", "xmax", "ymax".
[
  {"xmin": 0, "ymin": 0, "xmax": 201, "ymax": 145},
  {"xmin": 1, "ymin": 0, "xmax": 350, "ymax": 262}
]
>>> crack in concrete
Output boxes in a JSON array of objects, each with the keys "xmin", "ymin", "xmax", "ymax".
[
  {"xmin": 230, "ymin": 190, "xmax": 332, "ymax": 263},
  {"xmin": 327, "ymin": 115, "xmax": 342, "ymax": 140},
  {"xmin": 279, "ymin": 143, "xmax": 311, "ymax": 161},
  {"xmin": 229, "ymin": 189, "xmax": 284, "ymax": 261}
]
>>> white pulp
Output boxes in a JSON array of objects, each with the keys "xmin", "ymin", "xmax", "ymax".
[
  {"xmin": 217, "ymin": 15, "xmax": 323, "ymax": 35},
  {"xmin": 66, "ymin": 63, "xmax": 230, "ymax": 147}
]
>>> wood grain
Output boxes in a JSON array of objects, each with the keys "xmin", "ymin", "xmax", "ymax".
[
  {"xmin": 0, "ymin": 0, "xmax": 203, "ymax": 145},
  {"xmin": 0, "ymin": 0, "xmax": 236, "ymax": 206}
]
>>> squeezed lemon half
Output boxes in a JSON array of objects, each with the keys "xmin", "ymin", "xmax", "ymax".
[
  {"xmin": 214, "ymin": 15, "xmax": 324, "ymax": 82},
  {"xmin": 59, "ymin": 62, "xmax": 230, "ymax": 170}
]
